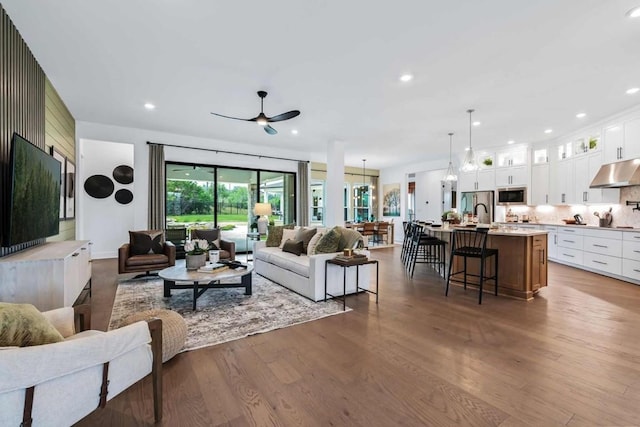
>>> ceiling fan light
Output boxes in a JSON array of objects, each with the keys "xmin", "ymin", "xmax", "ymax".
[{"xmin": 257, "ymin": 117, "xmax": 268, "ymax": 126}]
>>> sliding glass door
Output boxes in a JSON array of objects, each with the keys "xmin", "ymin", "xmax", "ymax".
[{"xmin": 166, "ymin": 162, "xmax": 296, "ymax": 253}]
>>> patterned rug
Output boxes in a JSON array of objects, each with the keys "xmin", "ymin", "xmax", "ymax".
[{"xmin": 109, "ymin": 273, "xmax": 350, "ymax": 352}]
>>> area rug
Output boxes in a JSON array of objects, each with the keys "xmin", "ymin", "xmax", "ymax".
[{"xmin": 109, "ymin": 274, "xmax": 350, "ymax": 352}]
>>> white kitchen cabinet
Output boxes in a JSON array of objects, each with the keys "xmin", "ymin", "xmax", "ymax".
[
  {"xmin": 530, "ymin": 164, "xmax": 550, "ymax": 205},
  {"xmin": 458, "ymin": 169, "xmax": 495, "ymax": 192},
  {"xmin": 603, "ymin": 118, "xmax": 640, "ymax": 162},
  {"xmin": 495, "ymin": 165, "xmax": 527, "ymax": 187},
  {"xmin": 574, "ymin": 152, "xmax": 619, "ymax": 204},
  {"xmin": 0, "ymin": 241, "xmax": 92, "ymax": 311},
  {"xmin": 550, "ymin": 157, "xmax": 574, "ymax": 204},
  {"xmin": 496, "ymin": 146, "xmax": 528, "ymax": 167}
]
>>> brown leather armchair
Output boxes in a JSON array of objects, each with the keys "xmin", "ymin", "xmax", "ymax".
[
  {"xmin": 119, "ymin": 230, "xmax": 176, "ymax": 276},
  {"xmin": 190, "ymin": 228, "xmax": 235, "ymax": 261}
]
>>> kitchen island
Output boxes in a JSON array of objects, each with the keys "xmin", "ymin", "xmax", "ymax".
[{"xmin": 423, "ymin": 226, "xmax": 548, "ymax": 300}]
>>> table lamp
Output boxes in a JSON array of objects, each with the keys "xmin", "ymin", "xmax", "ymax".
[{"xmin": 254, "ymin": 202, "xmax": 272, "ymax": 234}]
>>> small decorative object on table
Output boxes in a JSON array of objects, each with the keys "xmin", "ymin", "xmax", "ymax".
[{"xmin": 185, "ymin": 239, "xmax": 209, "ymax": 270}]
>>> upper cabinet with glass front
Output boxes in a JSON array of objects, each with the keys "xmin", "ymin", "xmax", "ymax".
[
  {"xmin": 533, "ymin": 147, "xmax": 549, "ymax": 164},
  {"xmin": 496, "ymin": 146, "xmax": 527, "ymax": 168}
]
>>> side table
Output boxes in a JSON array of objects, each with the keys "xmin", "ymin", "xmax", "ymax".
[
  {"xmin": 245, "ymin": 232, "xmax": 261, "ymax": 262},
  {"xmin": 324, "ymin": 258, "xmax": 379, "ymax": 310}
]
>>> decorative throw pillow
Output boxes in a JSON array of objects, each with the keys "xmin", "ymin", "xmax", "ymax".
[
  {"xmin": 314, "ymin": 227, "xmax": 342, "ymax": 253},
  {"xmin": 338, "ymin": 227, "xmax": 364, "ymax": 251},
  {"xmin": 129, "ymin": 230, "xmax": 164, "ymax": 255},
  {"xmin": 295, "ymin": 227, "xmax": 317, "ymax": 254},
  {"xmin": 192, "ymin": 229, "xmax": 221, "ymax": 250},
  {"xmin": 306, "ymin": 232, "xmax": 324, "ymax": 255},
  {"xmin": 279, "ymin": 229, "xmax": 298, "ymax": 249},
  {"xmin": 0, "ymin": 303, "xmax": 64, "ymax": 347},
  {"xmin": 266, "ymin": 223, "xmax": 295, "ymax": 247},
  {"xmin": 282, "ymin": 239, "xmax": 304, "ymax": 256}
]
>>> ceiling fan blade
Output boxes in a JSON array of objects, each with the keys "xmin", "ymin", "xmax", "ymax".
[
  {"xmin": 267, "ymin": 110, "xmax": 301, "ymax": 122},
  {"xmin": 264, "ymin": 125, "xmax": 278, "ymax": 135},
  {"xmin": 210, "ymin": 112, "xmax": 254, "ymax": 122}
]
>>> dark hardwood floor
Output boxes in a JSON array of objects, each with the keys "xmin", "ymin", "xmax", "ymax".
[{"xmin": 76, "ymin": 247, "xmax": 640, "ymax": 426}]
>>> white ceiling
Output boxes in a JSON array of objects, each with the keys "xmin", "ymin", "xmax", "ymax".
[{"xmin": 3, "ymin": 0, "xmax": 640, "ymax": 169}]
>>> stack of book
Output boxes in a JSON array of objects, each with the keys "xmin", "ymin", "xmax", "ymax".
[
  {"xmin": 333, "ymin": 253, "xmax": 368, "ymax": 263},
  {"xmin": 197, "ymin": 263, "xmax": 229, "ymax": 273}
]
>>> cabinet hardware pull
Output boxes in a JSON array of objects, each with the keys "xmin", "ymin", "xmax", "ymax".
[
  {"xmin": 634, "ymin": 269, "xmax": 640, "ymax": 273},
  {"xmin": 563, "ymin": 240, "xmax": 575, "ymax": 243},
  {"xmin": 563, "ymin": 229, "xmax": 575, "ymax": 232},
  {"xmin": 554, "ymin": 235, "xmax": 557, "ymax": 244},
  {"xmin": 563, "ymin": 253, "xmax": 574, "ymax": 257},
  {"xmin": 81, "ymin": 247, "xmax": 87, "ymax": 250},
  {"xmin": 593, "ymin": 244, "xmax": 608, "ymax": 248},
  {"xmin": 72, "ymin": 253, "xmax": 79, "ymax": 257},
  {"xmin": 592, "ymin": 260, "xmax": 607, "ymax": 265},
  {"xmin": 634, "ymin": 250, "xmax": 640, "ymax": 253}
]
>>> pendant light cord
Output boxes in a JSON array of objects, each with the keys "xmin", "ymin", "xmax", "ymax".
[{"xmin": 467, "ymin": 108, "xmax": 474, "ymax": 150}]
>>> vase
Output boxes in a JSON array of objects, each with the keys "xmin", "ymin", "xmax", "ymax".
[{"xmin": 185, "ymin": 253, "xmax": 206, "ymax": 270}]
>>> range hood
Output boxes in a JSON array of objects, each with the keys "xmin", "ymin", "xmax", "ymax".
[{"xmin": 590, "ymin": 159, "xmax": 640, "ymax": 188}]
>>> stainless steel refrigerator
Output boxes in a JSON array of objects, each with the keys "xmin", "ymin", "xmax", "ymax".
[{"xmin": 460, "ymin": 191, "xmax": 494, "ymax": 224}]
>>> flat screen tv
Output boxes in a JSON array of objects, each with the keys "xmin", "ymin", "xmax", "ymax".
[{"xmin": 3, "ymin": 133, "xmax": 61, "ymax": 246}]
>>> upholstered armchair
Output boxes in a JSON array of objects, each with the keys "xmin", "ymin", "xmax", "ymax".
[
  {"xmin": 0, "ymin": 304, "xmax": 163, "ymax": 425},
  {"xmin": 190, "ymin": 228, "xmax": 236, "ymax": 261},
  {"xmin": 119, "ymin": 229, "xmax": 176, "ymax": 276}
]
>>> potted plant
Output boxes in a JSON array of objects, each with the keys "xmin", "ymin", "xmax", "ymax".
[
  {"xmin": 442, "ymin": 210, "xmax": 461, "ymax": 224},
  {"xmin": 483, "ymin": 157, "xmax": 493, "ymax": 166},
  {"xmin": 589, "ymin": 137, "xmax": 598, "ymax": 150},
  {"xmin": 184, "ymin": 239, "xmax": 209, "ymax": 270}
]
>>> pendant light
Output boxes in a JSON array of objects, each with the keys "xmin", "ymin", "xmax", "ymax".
[
  {"xmin": 461, "ymin": 108, "xmax": 478, "ymax": 172},
  {"xmin": 444, "ymin": 132, "xmax": 458, "ymax": 182}
]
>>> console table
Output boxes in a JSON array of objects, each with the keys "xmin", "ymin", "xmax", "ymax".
[{"xmin": 0, "ymin": 241, "xmax": 92, "ymax": 311}]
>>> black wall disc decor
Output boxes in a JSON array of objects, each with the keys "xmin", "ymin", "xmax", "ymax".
[
  {"xmin": 84, "ymin": 175, "xmax": 115, "ymax": 199},
  {"xmin": 114, "ymin": 189, "xmax": 134, "ymax": 205},
  {"xmin": 113, "ymin": 165, "xmax": 134, "ymax": 184}
]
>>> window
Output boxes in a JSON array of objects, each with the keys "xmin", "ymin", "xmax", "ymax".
[{"xmin": 165, "ymin": 162, "xmax": 296, "ymax": 253}]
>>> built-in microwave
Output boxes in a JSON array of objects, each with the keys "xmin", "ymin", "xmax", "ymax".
[{"xmin": 497, "ymin": 187, "xmax": 527, "ymax": 205}]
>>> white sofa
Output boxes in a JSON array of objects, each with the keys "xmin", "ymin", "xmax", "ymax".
[
  {"xmin": 0, "ymin": 305, "xmax": 162, "ymax": 426},
  {"xmin": 253, "ymin": 240, "xmax": 373, "ymax": 302}
]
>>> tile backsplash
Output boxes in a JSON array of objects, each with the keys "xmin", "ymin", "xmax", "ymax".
[{"xmin": 495, "ymin": 187, "xmax": 640, "ymax": 227}]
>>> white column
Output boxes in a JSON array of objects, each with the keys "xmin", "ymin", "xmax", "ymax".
[{"xmin": 325, "ymin": 140, "xmax": 345, "ymax": 227}]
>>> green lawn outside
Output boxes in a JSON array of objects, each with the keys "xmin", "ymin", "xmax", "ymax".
[{"xmin": 167, "ymin": 214, "xmax": 250, "ymax": 223}]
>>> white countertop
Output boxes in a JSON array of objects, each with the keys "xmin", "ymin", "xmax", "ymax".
[
  {"xmin": 424, "ymin": 225, "xmax": 547, "ymax": 237},
  {"xmin": 498, "ymin": 222, "xmax": 640, "ymax": 232}
]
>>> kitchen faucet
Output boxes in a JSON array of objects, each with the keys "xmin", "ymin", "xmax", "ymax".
[{"xmin": 473, "ymin": 203, "xmax": 488, "ymax": 215}]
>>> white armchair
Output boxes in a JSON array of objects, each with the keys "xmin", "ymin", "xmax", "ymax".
[{"xmin": 0, "ymin": 305, "xmax": 162, "ymax": 426}]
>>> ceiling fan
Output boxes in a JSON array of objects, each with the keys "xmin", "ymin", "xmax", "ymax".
[{"xmin": 210, "ymin": 91, "xmax": 300, "ymax": 135}]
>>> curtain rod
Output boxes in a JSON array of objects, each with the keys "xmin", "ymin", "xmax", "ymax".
[{"xmin": 147, "ymin": 141, "xmax": 309, "ymax": 163}]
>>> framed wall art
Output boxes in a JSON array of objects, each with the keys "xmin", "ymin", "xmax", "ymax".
[
  {"xmin": 65, "ymin": 159, "xmax": 75, "ymax": 219},
  {"xmin": 50, "ymin": 147, "xmax": 66, "ymax": 220}
]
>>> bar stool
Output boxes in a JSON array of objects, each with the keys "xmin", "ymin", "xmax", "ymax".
[
  {"xmin": 407, "ymin": 224, "xmax": 447, "ymax": 277},
  {"xmin": 445, "ymin": 228, "xmax": 498, "ymax": 304}
]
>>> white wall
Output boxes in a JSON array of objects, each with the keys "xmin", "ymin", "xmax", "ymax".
[
  {"xmin": 78, "ymin": 139, "xmax": 134, "ymax": 259},
  {"xmin": 379, "ymin": 158, "xmax": 448, "ymax": 243},
  {"xmin": 414, "ymin": 169, "xmax": 447, "ymax": 222},
  {"xmin": 76, "ymin": 121, "xmax": 310, "ymax": 258}
]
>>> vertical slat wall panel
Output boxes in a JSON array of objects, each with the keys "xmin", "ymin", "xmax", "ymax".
[{"xmin": 0, "ymin": 5, "xmax": 46, "ymax": 256}]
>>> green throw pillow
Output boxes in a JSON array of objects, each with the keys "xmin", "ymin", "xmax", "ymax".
[
  {"xmin": 314, "ymin": 227, "xmax": 342, "ymax": 253},
  {"xmin": 295, "ymin": 227, "xmax": 317, "ymax": 254},
  {"xmin": 337, "ymin": 227, "xmax": 364, "ymax": 251},
  {"xmin": 266, "ymin": 223, "xmax": 295, "ymax": 247},
  {"xmin": 282, "ymin": 239, "xmax": 304, "ymax": 256},
  {"xmin": 0, "ymin": 303, "xmax": 64, "ymax": 347}
]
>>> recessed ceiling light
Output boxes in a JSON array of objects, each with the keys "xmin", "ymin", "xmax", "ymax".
[
  {"xmin": 625, "ymin": 6, "xmax": 640, "ymax": 18},
  {"xmin": 472, "ymin": 121, "xmax": 481, "ymax": 126},
  {"xmin": 291, "ymin": 129, "xmax": 299, "ymax": 135},
  {"xmin": 507, "ymin": 140, "xmax": 515, "ymax": 145},
  {"xmin": 399, "ymin": 74, "xmax": 413, "ymax": 82},
  {"xmin": 464, "ymin": 147, "xmax": 470, "ymax": 151},
  {"xmin": 185, "ymin": 173, "xmax": 190, "ymax": 176},
  {"xmin": 576, "ymin": 113, "xmax": 586, "ymax": 118},
  {"xmin": 144, "ymin": 103, "xmax": 155, "ymax": 110},
  {"xmin": 626, "ymin": 87, "xmax": 640, "ymax": 94},
  {"xmin": 544, "ymin": 129, "xmax": 553, "ymax": 134}
]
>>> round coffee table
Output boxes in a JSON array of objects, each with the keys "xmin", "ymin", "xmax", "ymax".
[{"xmin": 159, "ymin": 261, "xmax": 253, "ymax": 310}]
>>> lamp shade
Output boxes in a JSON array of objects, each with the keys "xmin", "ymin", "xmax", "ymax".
[{"xmin": 254, "ymin": 202, "xmax": 272, "ymax": 216}]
